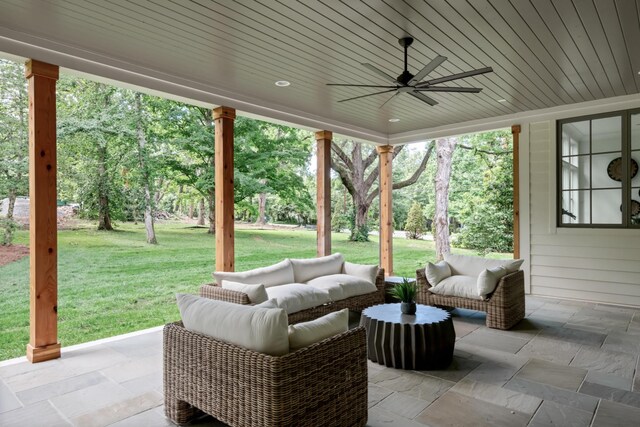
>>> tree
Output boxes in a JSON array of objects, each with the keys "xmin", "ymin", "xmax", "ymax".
[
  {"xmin": 456, "ymin": 130, "xmax": 513, "ymax": 254},
  {"xmin": 331, "ymin": 140, "xmax": 434, "ymax": 241},
  {"xmin": 434, "ymin": 137, "xmax": 457, "ymax": 260},
  {"xmin": 134, "ymin": 92, "xmax": 157, "ymax": 244},
  {"xmin": 0, "ymin": 60, "xmax": 28, "ymax": 223},
  {"xmin": 404, "ymin": 202, "xmax": 426, "ymax": 239},
  {"xmin": 57, "ymin": 78, "xmax": 135, "ymax": 230}
]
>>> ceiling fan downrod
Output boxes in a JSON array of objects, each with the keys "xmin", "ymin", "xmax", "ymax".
[{"xmin": 398, "ymin": 36, "xmax": 414, "ymax": 85}]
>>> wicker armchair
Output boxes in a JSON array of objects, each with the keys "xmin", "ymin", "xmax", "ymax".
[
  {"xmin": 415, "ymin": 269, "xmax": 525, "ymax": 330},
  {"xmin": 163, "ymin": 322, "xmax": 368, "ymax": 427},
  {"xmin": 200, "ymin": 268, "xmax": 386, "ymax": 324}
]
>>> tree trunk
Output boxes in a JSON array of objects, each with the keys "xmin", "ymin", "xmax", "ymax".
[
  {"xmin": 197, "ymin": 198, "xmax": 205, "ymax": 226},
  {"xmin": 434, "ymin": 137, "xmax": 457, "ymax": 261},
  {"xmin": 188, "ymin": 201, "xmax": 194, "ymax": 219},
  {"xmin": 97, "ymin": 143, "xmax": 113, "ymax": 231},
  {"xmin": 135, "ymin": 92, "xmax": 157, "ymax": 244},
  {"xmin": 207, "ymin": 190, "xmax": 215, "ymax": 234},
  {"xmin": 255, "ymin": 192, "xmax": 267, "ymax": 226},
  {"xmin": 6, "ymin": 189, "xmax": 16, "ymax": 220}
]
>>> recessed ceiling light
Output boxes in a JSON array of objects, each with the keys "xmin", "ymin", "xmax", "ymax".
[
  {"xmin": 275, "ymin": 80, "xmax": 290, "ymax": 87},
  {"xmin": 388, "ymin": 118, "xmax": 400, "ymax": 122},
  {"xmin": 497, "ymin": 99, "xmax": 507, "ymax": 103}
]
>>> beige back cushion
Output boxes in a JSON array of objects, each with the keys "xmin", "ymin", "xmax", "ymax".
[
  {"xmin": 288, "ymin": 309, "xmax": 349, "ymax": 351},
  {"xmin": 290, "ymin": 253, "xmax": 344, "ymax": 283},
  {"xmin": 176, "ymin": 294, "xmax": 289, "ymax": 356},
  {"xmin": 213, "ymin": 259, "xmax": 294, "ymax": 288},
  {"xmin": 444, "ymin": 253, "xmax": 524, "ymax": 277},
  {"xmin": 342, "ymin": 262, "xmax": 378, "ymax": 285}
]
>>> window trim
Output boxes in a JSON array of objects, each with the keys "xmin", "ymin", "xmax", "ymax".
[{"xmin": 556, "ymin": 109, "xmax": 639, "ymax": 228}]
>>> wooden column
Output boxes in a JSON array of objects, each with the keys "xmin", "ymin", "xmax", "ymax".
[
  {"xmin": 26, "ymin": 60, "xmax": 60, "ymax": 363},
  {"xmin": 377, "ymin": 145, "xmax": 393, "ymax": 276},
  {"xmin": 512, "ymin": 125, "xmax": 521, "ymax": 259},
  {"xmin": 315, "ymin": 131, "xmax": 332, "ymax": 257},
  {"xmin": 213, "ymin": 107, "xmax": 236, "ymax": 272}
]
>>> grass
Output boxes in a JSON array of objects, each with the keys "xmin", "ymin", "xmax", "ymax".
[{"xmin": 0, "ymin": 221, "xmax": 510, "ymax": 360}]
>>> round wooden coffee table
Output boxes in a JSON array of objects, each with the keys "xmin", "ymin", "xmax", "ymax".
[{"xmin": 360, "ymin": 303, "xmax": 455, "ymax": 370}]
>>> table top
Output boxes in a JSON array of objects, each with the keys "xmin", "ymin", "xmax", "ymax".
[
  {"xmin": 384, "ymin": 276, "xmax": 416, "ymax": 284},
  {"xmin": 362, "ymin": 303, "xmax": 450, "ymax": 325}
]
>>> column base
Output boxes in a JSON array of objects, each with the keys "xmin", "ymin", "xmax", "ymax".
[{"xmin": 27, "ymin": 342, "xmax": 61, "ymax": 363}]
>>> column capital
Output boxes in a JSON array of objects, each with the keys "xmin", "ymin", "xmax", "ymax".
[
  {"xmin": 376, "ymin": 144, "xmax": 394, "ymax": 154},
  {"xmin": 315, "ymin": 130, "xmax": 332, "ymax": 141},
  {"xmin": 511, "ymin": 124, "xmax": 521, "ymax": 134},
  {"xmin": 25, "ymin": 60, "xmax": 59, "ymax": 80},
  {"xmin": 213, "ymin": 106, "xmax": 236, "ymax": 120}
]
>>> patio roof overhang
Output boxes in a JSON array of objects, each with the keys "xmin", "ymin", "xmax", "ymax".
[{"xmin": 0, "ymin": 1, "xmax": 639, "ymax": 146}]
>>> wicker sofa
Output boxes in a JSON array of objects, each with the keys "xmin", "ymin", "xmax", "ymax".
[
  {"xmin": 163, "ymin": 321, "xmax": 368, "ymax": 426},
  {"xmin": 416, "ymin": 254, "xmax": 525, "ymax": 330},
  {"xmin": 200, "ymin": 254, "xmax": 386, "ymax": 324}
]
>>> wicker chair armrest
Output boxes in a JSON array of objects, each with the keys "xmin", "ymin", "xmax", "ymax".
[
  {"xmin": 487, "ymin": 270, "xmax": 524, "ymax": 301},
  {"xmin": 374, "ymin": 268, "xmax": 386, "ymax": 298},
  {"xmin": 416, "ymin": 268, "xmax": 433, "ymax": 300},
  {"xmin": 199, "ymin": 283, "xmax": 251, "ymax": 305}
]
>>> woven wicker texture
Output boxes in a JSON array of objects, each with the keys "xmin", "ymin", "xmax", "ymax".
[
  {"xmin": 200, "ymin": 268, "xmax": 386, "ymax": 324},
  {"xmin": 415, "ymin": 268, "xmax": 525, "ymax": 330},
  {"xmin": 164, "ymin": 322, "xmax": 368, "ymax": 427}
]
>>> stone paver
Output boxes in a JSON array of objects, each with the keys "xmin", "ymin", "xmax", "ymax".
[
  {"xmin": 415, "ymin": 391, "xmax": 530, "ymax": 427},
  {"xmin": 515, "ymin": 358, "xmax": 587, "ymax": 391},
  {"xmin": 528, "ymin": 401, "xmax": 593, "ymax": 427},
  {"xmin": 1, "ymin": 295, "xmax": 639, "ymax": 426}
]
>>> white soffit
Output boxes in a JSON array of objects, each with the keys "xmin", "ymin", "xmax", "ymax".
[{"xmin": 0, "ymin": 0, "xmax": 639, "ymax": 144}]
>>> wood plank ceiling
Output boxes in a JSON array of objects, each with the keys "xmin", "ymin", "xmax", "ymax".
[{"xmin": 0, "ymin": 0, "xmax": 638, "ymax": 137}]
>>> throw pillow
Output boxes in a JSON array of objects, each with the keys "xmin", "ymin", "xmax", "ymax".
[
  {"xmin": 288, "ymin": 308, "xmax": 349, "ymax": 351},
  {"xmin": 342, "ymin": 261, "xmax": 377, "ymax": 285},
  {"xmin": 221, "ymin": 280, "xmax": 268, "ymax": 304},
  {"xmin": 425, "ymin": 260, "xmax": 452, "ymax": 286},
  {"xmin": 477, "ymin": 266, "xmax": 508, "ymax": 298},
  {"xmin": 255, "ymin": 298, "xmax": 279, "ymax": 308},
  {"xmin": 176, "ymin": 294, "xmax": 289, "ymax": 356}
]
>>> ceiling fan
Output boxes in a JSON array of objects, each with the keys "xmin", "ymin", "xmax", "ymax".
[{"xmin": 327, "ymin": 36, "xmax": 493, "ymax": 107}]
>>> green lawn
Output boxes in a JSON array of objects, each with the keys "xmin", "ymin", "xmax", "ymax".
[{"xmin": 0, "ymin": 221, "xmax": 510, "ymax": 360}]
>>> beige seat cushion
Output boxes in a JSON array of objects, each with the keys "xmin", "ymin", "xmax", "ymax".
[
  {"xmin": 288, "ymin": 309, "xmax": 349, "ymax": 351},
  {"xmin": 221, "ymin": 280, "xmax": 268, "ymax": 304},
  {"xmin": 289, "ymin": 253, "xmax": 344, "ymax": 283},
  {"xmin": 342, "ymin": 262, "xmax": 378, "ymax": 285},
  {"xmin": 444, "ymin": 253, "xmax": 524, "ymax": 277},
  {"xmin": 305, "ymin": 276, "xmax": 345, "ymax": 301},
  {"xmin": 265, "ymin": 284, "xmax": 331, "ymax": 314},
  {"xmin": 430, "ymin": 275, "xmax": 483, "ymax": 300},
  {"xmin": 176, "ymin": 294, "xmax": 289, "ymax": 356},
  {"xmin": 213, "ymin": 259, "xmax": 294, "ymax": 288}
]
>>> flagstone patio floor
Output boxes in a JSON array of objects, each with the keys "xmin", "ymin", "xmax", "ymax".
[{"xmin": 1, "ymin": 295, "xmax": 639, "ymax": 426}]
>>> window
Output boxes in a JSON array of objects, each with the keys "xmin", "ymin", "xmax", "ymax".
[{"xmin": 558, "ymin": 109, "xmax": 640, "ymax": 227}]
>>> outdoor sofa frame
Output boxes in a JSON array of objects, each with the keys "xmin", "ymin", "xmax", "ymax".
[
  {"xmin": 163, "ymin": 322, "xmax": 368, "ymax": 427},
  {"xmin": 199, "ymin": 268, "xmax": 386, "ymax": 324},
  {"xmin": 415, "ymin": 269, "xmax": 525, "ymax": 330}
]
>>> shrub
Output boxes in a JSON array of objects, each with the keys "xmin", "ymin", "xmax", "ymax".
[{"xmin": 404, "ymin": 202, "xmax": 426, "ymax": 240}]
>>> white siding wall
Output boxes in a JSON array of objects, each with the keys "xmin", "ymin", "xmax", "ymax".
[{"xmin": 527, "ymin": 119, "xmax": 640, "ymax": 307}]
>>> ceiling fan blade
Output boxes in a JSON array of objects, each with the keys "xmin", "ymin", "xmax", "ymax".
[
  {"xmin": 379, "ymin": 92, "xmax": 398, "ymax": 109},
  {"xmin": 418, "ymin": 67, "xmax": 493, "ymax": 86},
  {"xmin": 327, "ymin": 83, "xmax": 398, "ymax": 88},
  {"xmin": 415, "ymin": 86, "xmax": 483, "ymax": 93},
  {"xmin": 409, "ymin": 55, "xmax": 447, "ymax": 85},
  {"xmin": 361, "ymin": 63, "xmax": 397, "ymax": 83},
  {"xmin": 409, "ymin": 91, "xmax": 438, "ymax": 106},
  {"xmin": 338, "ymin": 89, "xmax": 397, "ymax": 103}
]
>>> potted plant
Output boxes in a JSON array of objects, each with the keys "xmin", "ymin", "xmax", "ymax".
[{"xmin": 387, "ymin": 278, "xmax": 418, "ymax": 315}]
